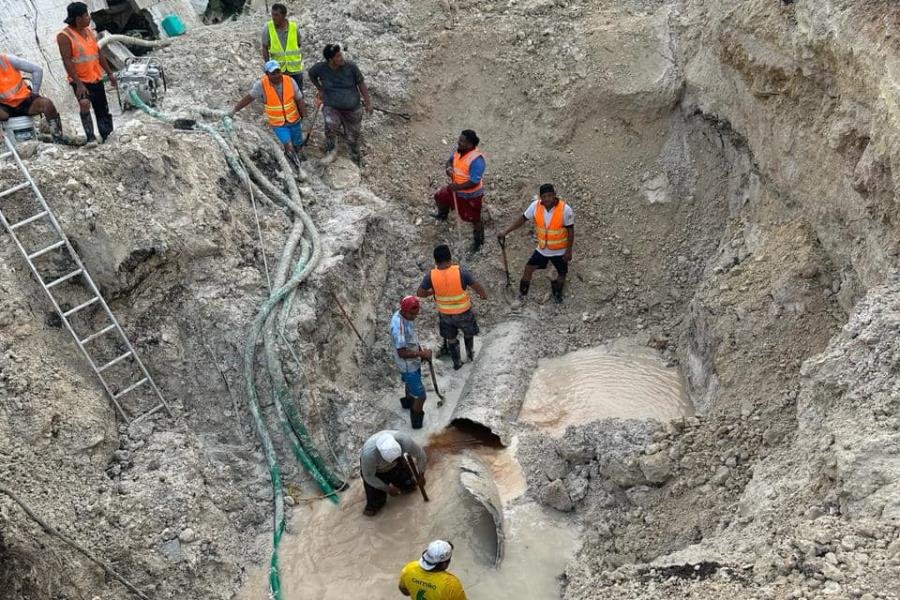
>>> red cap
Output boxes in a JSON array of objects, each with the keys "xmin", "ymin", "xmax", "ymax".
[{"xmin": 400, "ymin": 295, "xmax": 420, "ymax": 311}]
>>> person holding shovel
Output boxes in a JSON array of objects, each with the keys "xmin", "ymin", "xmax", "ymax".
[
  {"xmin": 416, "ymin": 244, "xmax": 487, "ymax": 370},
  {"xmin": 390, "ymin": 296, "xmax": 432, "ymax": 429},
  {"xmin": 432, "ymin": 130, "xmax": 487, "ymax": 252},
  {"xmin": 497, "ymin": 183, "xmax": 575, "ymax": 304},
  {"xmin": 360, "ymin": 430, "xmax": 427, "ymax": 516}
]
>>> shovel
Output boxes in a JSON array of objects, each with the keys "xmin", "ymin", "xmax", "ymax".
[
  {"xmin": 403, "ymin": 452, "xmax": 429, "ymax": 502},
  {"xmin": 374, "ymin": 106, "xmax": 412, "ymax": 121},
  {"xmin": 426, "ymin": 358, "xmax": 445, "ymax": 407},
  {"xmin": 498, "ymin": 237, "xmax": 511, "ymax": 288}
]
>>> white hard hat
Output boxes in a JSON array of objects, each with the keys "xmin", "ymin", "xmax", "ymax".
[{"xmin": 376, "ymin": 433, "xmax": 402, "ymax": 462}]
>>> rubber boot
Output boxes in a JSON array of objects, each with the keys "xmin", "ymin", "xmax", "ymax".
[
  {"xmin": 97, "ymin": 114, "xmax": 113, "ymax": 142},
  {"xmin": 48, "ymin": 116, "xmax": 65, "ymax": 143},
  {"xmin": 551, "ymin": 279, "xmax": 564, "ymax": 303},
  {"xmin": 464, "ymin": 336, "xmax": 475, "ymax": 362},
  {"xmin": 517, "ymin": 279, "xmax": 530, "ymax": 303},
  {"xmin": 410, "ymin": 409, "xmax": 425, "ymax": 429},
  {"xmin": 349, "ymin": 143, "xmax": 363, "ymax": 166},
  {"xmin": 79, "ymin": 112, "xmax": 96, "ymax": 144},
  {"xmin": 470, "ymin": 223, "xmax": 485, "ymax": 253},
  {"xmin": 400, "ymin": 396, "xmax": 412, "ymax": 410},
  {"xmin": 432, "ymin": 205, "xmax": 449, "ymax": 222},
  {"xmin": 448, "ymin": 341, "xmax": 463, "ymax": 371},
  {"xmin": 437, "ymin": 337, "xmax": 450, "ymax": 358}
]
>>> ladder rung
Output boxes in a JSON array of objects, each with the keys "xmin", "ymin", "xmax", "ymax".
[
  {"xmin": 98, "ymin": 351, "xmax": 133, "ymax": 373},
  {"xmin": 63, "ymin": 296, "xmax": 100, "ymax": 317},
  {"xmin": 80, "ymin": 323, "xmax": 117, "ymax": 345},
  {"xmin": 0, "ymin": 181, "xmax": 31, "ymax": 199},
  {"xmin": 9, "ymin": 210, "xmax": 48, "ymax": 230},
  {"xmin": 27, "ymin": 240, "xmax": 66, "ymax": 260},
  {"xmin": 113, "ymin": 377, "xmax": 149, "ymax": 400},
  {"xmin": 45, "ymin": 268, "xmax": 82, "ymax": 289}
]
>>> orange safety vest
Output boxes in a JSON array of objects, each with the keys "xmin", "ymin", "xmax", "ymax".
[
  {"xmin": 261, "ymin": 75, "xmax": 300, "ymax": 127},
  {"xmin": 0, "ymin": 55, "xmax": 30, "ymax": 107},
  {"xmin": 535, "ymin": 200, "xmax": 569, "ymax": 251},
  {"xmin": 450, "ymin": 149, "xmax": 484, "ymax": 194},
  {"xmin": 60, "ymin": 27, "xmax": 104, "ymax": 84},
  {"xmin": 431, "ymin": 265, "xmax": 472, "ymax": 315}
]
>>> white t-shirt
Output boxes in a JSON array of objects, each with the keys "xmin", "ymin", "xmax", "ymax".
[{"xmin": 524, "ymin": 199, "xmax": 575, "ymax": 257}]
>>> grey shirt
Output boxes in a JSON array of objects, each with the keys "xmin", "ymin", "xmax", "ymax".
[
  {"xmin": 360, "ymin": 430, "xmax": 428, "ymax": 491},
  {"xmin": 249, "ymin": 76, "xmax": 302, "ymax": 103},
  {"xmin": 307, "ymin": 60, "xmax": 364, "ymax": 110},
  {"xmin": 2, "ymin": 54, "xmax": 42, "ymax": 95}
]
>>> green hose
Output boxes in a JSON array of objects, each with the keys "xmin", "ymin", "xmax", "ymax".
[{"xmin": 128, "ymin": 91, "xmax": 344, "ymax": 599}]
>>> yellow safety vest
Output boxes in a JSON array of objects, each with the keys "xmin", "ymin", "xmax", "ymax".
[{"xmin": 268, "ymin": 21, "xmax": 303, "ymax": 73}]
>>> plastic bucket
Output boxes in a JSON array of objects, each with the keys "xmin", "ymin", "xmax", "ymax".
[
  {"xmin": 2, "ymin": 116, "xmax": 36, "ymax": 146},
  {"xmin": 161, "ymin": 15, "xmax": 186, "ymax": 37}
]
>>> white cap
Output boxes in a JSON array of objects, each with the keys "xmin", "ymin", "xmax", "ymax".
[
  {"xmin": 376, "ymin": 433, "xmax": 402, "ymax": 462},
  {"xmin": 419, "ymin": 540, "xmax": 453, "ymax": 571}
]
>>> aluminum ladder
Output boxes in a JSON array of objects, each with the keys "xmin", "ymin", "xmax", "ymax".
[{"xmin": 0, "ymin": 135, "xmax": 171, "ymax": 423}]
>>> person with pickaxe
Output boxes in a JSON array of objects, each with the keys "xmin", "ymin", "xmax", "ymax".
[
  {"xmin": 497, "ymin": 183, "xmax": 575, "ymax": 304},
  {"xmin": 416, "ymin": 244, "xmax": 487, "ymax": 370},
  {"xmin": 432, "ymin": 130, "xmax": 487, "ymax": 252},
  {"xmin": 390, "ymin": 296, "xmax": 432, "ymax": 429},
  {"xmin": 360, "ymin": 430, "xmax": 428, "ymax": 516}
]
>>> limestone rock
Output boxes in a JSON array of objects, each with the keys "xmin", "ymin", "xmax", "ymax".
[
  {"xmin": 639, "ymin": 452, "xmax": 674, "ymax": 484},
  {"xmin": 540, "ymin": 479, "xmax": 574, "ymax": 512}
]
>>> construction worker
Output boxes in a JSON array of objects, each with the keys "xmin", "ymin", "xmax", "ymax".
[
  {"xmin": 497, "ymin": 183, "xmax": 575, "ymax": 304},
  {"xmin": 0, "ymin": 54, "xmax": 66, "ymax": 142},
  {"xmin": 57, "ymin": 2, "xmax": 117, "ymax": 144},
  {"xmin": 231, "ymin": 60, "xmax": 306, "ymax": 165},
  {"xmin": 307, "ymin": 44, "xmax": 372, "ymax": 165},
  {"xmin": 390, "ymin": 296, "xmax": 432, "ymax": 429},
  {"xmin": 432, "ymin": 130, "xmax": 487, "ymax": 252},
  {"xmin": 399, "ymin": 540, "xmax": 467, "ymax": 599},
  {"xmin": 260, "ymin": 3, "xmax": 304, "ymax": 91},
  {"xmin": 416, "ymin": 244, "xmax": 487, "ymax": 370},
  {"xmin": 360, "ymin": 430, "xmax": 427, "ymax": 516}
]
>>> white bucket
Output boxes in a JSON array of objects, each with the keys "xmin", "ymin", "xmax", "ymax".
[{"xmin": 2, "ymin": 115, "xmax": 37, "ymax": 146}]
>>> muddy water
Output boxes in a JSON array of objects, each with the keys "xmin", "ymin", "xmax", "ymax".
[
  {"xmin": 238, "ymin": 447, "xmax": 574, "ymax": 600},
  {"xmin": 519, "ymin": 341, "xmax": 693, "ymax": 435}
]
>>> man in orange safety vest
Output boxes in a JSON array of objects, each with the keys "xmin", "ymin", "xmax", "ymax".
[
  {"xmin": 416, "ymin": 244, "xmax": 487, "ymax": 370},
  {"xmin": 232, "ymin": 60, "xmax": 306, "ymax": 165},
  {"xmin": 432, "ymin": 130, "xmax": 487, "ymax": 252},
  {"xmin": 498, "ymin": 183, "xmax": 575, "ymax": 304},
  {"xmin": 0, "ymin": 53, "xmax": 66, "ymax": 142}
]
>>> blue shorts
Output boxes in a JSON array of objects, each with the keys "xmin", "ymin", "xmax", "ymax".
[
  {"xmin": 273, "ymin": 120, "xmax": 303, "ymax": 146},
  {"xmin": 400, "ymin": 369, "xmax": 426, "ymax": 399}
]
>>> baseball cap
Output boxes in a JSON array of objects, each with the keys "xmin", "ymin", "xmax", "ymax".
[
  {"xmin": 376, "ymin": 433, "xmax": 402, "ymax": 462},
  {"xmin": 419, "ymin": 540, "xmax": 453, "ymax": 571},
  {"xmin": 264, "ymin": 60, "xmax": 281, "ymax": 73}
]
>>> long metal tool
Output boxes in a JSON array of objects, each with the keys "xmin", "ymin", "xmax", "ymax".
[
  {"xmin": 0, "ymin": 136, "xmax": 171, "ymax": 423},
  {"xmin": 426, "ymin": 358, "xmax": 445, "ymax": 407},
  {"xmin": 331, "ymin": 291, "xmax": 366, "ymax": 346},
  {"xmin": 403, "ymin": 452, "xmax": 429, "ymax": 502},
  {"xmin": 498, "ymin": 237, "xmax": 511, "ymax": 287},
  {"xmin": 450, "ymin": 189, "xmax": 464, "ymax": 253},
  {"xmin": 373, "ymin": 106, "xmax": 411, "ymax": 121}
]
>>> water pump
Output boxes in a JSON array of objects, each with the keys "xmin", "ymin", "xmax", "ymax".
[{"xmin": 116, "ymin": 57, "xmax": 167, "ymax": 110}]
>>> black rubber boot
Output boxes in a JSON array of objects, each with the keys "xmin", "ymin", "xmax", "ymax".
[
  {"xmin": 551, "ymin": 280, "xmax": 564, "ymax": 303},
  {"xmin": 464, "ymin": 336, "xmax": 475, "ymax": 362},
  {"xmin": 432, "ymin": 206, "xmax": 450, "ymax": 221},
  {"xmin": 400, "ymin": 396, "xmax": 412, "ymax": 410},
  {"xmin": 518, "ymin": 279, "xmax": 531, "ymax": 302},
  {"xmin": 448, "ymin": 341, "xmax": 463, "ymax": 371},
  {"xmin": 410, "ymin": 410, "xmax": 425, "ymax": 429},
  {"xmin": 470, "ymin": 224, "xmax": 485, "ymax": 253},
  {"xmin": 79, "ymin": 112, "xmax": 96, "ymax": 143},
  {"xmin": 97, "ymin": 114, "xmax": 113, "ymax": 142}
]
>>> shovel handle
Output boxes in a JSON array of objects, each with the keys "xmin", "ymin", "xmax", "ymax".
[{"xmin": 404, "ymin": 453, "xmax": 429, "ymax": 502}]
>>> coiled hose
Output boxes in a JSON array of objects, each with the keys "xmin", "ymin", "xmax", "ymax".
[{"xmin": 128, "ymin": 91, "xmax": 344, "ymax": 600}]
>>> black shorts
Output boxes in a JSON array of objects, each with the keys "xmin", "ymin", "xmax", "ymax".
[
  {"xmin": 438, "ymin": 309, "xmax": 479, "ymax": 339},
  {"xmin": 0, "ymin": 94, "xmax": 39, "ymax": 118},
  {"xmin": 527, "ymin": 250, "xmax": 569, "ymax": 276}
]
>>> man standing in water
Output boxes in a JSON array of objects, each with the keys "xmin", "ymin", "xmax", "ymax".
[
  {"xmin": 399, "ymin": 540, "xmax": 468, "ymax": 599},
  {"xmin": 390, "ymin": 295, "xmax": 432, "ymax": 429},
  {"xmin": 360, "ymin": 430, "xmax": 427, "ymax": 517}
]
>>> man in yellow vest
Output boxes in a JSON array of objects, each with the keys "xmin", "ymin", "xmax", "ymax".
[
  {"xmin": 231, "ymin": 60, "xmax": 306, "ymax": 165},
  {"xmin": 398, "ymin": 540, "xmax": 467, "ymax": 600},
  {"xmin": 498, "ymin": 183, "xmax": 575, "ymax": 304},
  {"xmin": 432, "ymin": 130, "xmax": 487, "ymax": 252},
  {"xmin": 0, "ymin": 53, "xmax": 66, "ymax": 142},
  {"xmin": 260, "ymin": 3, "xmax": 304, "ymax": 91},
  {"xmin": 416, "ymin": 244, "xmax": 487, "ymax": 370},
  {"xmin": 57, "ymin": 2, "xmax": 117, "ymax": 144}
]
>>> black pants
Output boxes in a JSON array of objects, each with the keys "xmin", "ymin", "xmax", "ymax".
[
  {"xmin": 363, "ymin": 461, "xmax": 416, "ymax": 511},
  {"xmin": 71, "ymin": 81, "xmax": 113, "ymax": 140}
]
